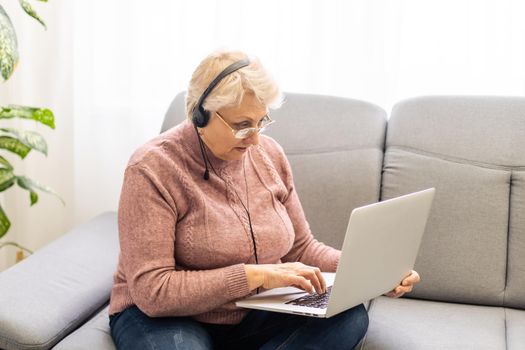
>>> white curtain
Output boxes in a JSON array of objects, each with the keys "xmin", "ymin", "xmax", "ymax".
[
  {"xmin": 1, "ymin": 0, "xmax": 525, "ymax": 269},
  {"xmin": 0, "ymin": 0, "xmax": 74, "ymax": 269}
]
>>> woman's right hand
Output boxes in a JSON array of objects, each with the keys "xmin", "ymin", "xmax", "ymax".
[{"xmin": 244, "ymin": 262, "xmax": 327, "ymax": 294}]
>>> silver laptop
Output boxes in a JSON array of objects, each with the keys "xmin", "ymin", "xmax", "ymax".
[{"xmin": 236, "ymin": 188, "xmax": 435, "ymax": 318}]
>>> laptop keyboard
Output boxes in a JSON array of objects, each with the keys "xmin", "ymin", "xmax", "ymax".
[{"xmin": 285, "ymin": 286, "xmax": 332, "ymax": 309}]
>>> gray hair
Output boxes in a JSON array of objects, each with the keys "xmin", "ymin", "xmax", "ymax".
[{"xmin": 185, "ymin": 50, "xmax": 283, "ymax": 119}]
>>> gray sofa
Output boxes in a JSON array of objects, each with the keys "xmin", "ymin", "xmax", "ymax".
[{"xmin": 0, "ymin": 92, "xmax": 523, "ymax": 349}]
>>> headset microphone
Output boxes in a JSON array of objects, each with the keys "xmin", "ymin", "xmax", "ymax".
[{"xmin": 195, "ymin": 127, "xmax": 210, "ymax": 180}]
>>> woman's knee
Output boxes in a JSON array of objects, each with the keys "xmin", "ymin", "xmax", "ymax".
[
  {"xmin": 351, "ymin": 303, "xmax": 369, "ymax": 338},
  {"xmin": 336, "ymin": 303, "xmax": 369, "ymax": 343}
]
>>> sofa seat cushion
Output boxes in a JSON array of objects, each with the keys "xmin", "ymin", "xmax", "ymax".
[
  {"xmin": 507, "ymin": 308, "xmax": 525, "ymax": 350},
  {"xmin": 52, "ymin": 299, "xmax": 524, "ymax": 350},
  {"xmin": 53, "ymin": 305, "xmax": 115, "ymax": 350},
  {"xmin": 360, "ymin": 296, "xmax": 507, "ymax": 350}
]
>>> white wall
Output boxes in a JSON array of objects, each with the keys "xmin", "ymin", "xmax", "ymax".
[{"xmin": 1, "ymin": 0, "xmax": 525, "ymax": 270}]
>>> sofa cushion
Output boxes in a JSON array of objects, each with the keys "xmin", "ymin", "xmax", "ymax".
[
  {"xmin": 285, "ymin": 148, "xmax": 384, "ymax": 249},
  {"xmin": 382, "ymin": 148, "xmax": 509, "ymax": 305},
  {"xmin": 383, "ymin": 96, "xmax": 525, "ymax": 307},
  {"xmin": 360, "ymin": 296, "xmax": 507, "ymax": 350},
  {"xmin": 506, "ymin": 307, "xmax": 525, "ymax": 350},
  {"xmin": 386, "ymin": 96, "xmax": 525, "ymax": 166},
  {"xmin": 506, "ymin": 171, "xmax": 525, "ymax": 309},
  {"xmin": 0, "ymin": 212, "xmax": 118, "ymax": 350},
  {"xmin": 53, "ymin": 305, "xmax": 115, "ymax": 350}
]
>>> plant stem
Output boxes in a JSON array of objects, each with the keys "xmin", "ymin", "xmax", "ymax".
[{"xmin": 0, "ymin": 242, "xmax": 33, "ymax": 254}]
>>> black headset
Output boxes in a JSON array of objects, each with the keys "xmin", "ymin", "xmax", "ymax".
[{"xmin": 192, "ymin": 58, "xmax": 251, "ymax": 128}]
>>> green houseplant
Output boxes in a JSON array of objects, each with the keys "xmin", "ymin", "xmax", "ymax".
[{"xmin": 0, "ymin": 0, "xmax": 62, "ymax": 253}]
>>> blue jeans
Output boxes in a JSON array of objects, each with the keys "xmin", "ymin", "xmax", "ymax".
[{"xmin": 109, "ymin": 304, "xmax": 369, "ymax": 350}]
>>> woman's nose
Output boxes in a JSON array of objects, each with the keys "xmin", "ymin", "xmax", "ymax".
[{"xmin": 243, "ymin": 132, "xmax": 259, "ymax": 146}]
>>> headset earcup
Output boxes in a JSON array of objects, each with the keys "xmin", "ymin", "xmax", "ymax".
[{"xmin": 192, "ymin": 107, "xmax": 209, "ymax": 128}]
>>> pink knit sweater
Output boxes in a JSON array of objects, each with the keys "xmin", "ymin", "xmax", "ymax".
[{"xmin": 109, "ymin": 120, "xmax": 341, "ymax": 324}]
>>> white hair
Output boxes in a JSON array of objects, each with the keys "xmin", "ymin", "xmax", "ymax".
[{"xmin": 185, "ymin": 50, "xmax": 283, "ymax": 119}]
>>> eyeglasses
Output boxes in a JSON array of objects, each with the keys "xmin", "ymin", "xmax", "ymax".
[{"xmin": 215, "ymin": 111, "xmax": 275, "ymax": 139}]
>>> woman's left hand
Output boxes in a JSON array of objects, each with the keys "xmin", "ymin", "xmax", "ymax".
[{"xmin": 384, "ymin": 270, "xmax": 420, "ymax": 298}]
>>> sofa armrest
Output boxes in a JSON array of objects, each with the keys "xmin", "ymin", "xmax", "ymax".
[{"xmin": 0, "ymin": 212, "xmax": 119, "ymax": 350}]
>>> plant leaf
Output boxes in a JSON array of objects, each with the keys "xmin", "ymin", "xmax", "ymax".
[
  {"xmin": 0, "ymin": 204, "xmax": 11, "ymax": 239},
  {"xmin": 18, "ymin": 0, "xmax": 47, "ymax": 29},
  {"xmin": 0, "ymin": 155, "xmax": 13, "ymax": 169},
  {"xmin": 0, "ymin": 128, "xmax": 48, "ymax": 155},
  {"xmin": 16, "ymin": 176, "xmax": 65, "ymax": 205},
  {"xmin": 30, "ymin": 191, "xmax": 38, "ymax": 205},
  {"xmin": 0, "ymin": 5, "xmax": 19, "ymax": 81},
  {"xmin": 0, "ymin": 105, "xmax": 55, "ymax": 128},
  {"xmin": 0, "ymin": 168, "xmax": 15, "ymax": 191},
  {"xmin": 0, "ymin": 136, "xmax": 31, "ymax": 158}
]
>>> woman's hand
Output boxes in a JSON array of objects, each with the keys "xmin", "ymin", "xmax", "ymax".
[
  {"xmin": 384, "ymin": 270, "xmax": 420, "ymax": 298},
  {"xmin": 244, "ymin": 262, "xmax": 326, "ymax": 294}
]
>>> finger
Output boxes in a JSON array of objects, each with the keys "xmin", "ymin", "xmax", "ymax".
[
  {"xmin": 313, "ymin": 268, "xmax": 327, "ymax": 293},
  {"xmin": 402, "ymin": 270, "xmax": 420, "ymax": 286},
  {"xmin": 298, "ymin": 268, "xmax": 323, "ymax": 294},
  {"xmin": 289, "ymin": 275, "xmax": 314, "ymax": 294},
  {"xmin": 395, "ymin": 285, "xmax": 413, "ymax": 294},
  {"xmin": 410, "ymin": 270, "xmax": 421, "ymax": 283}
]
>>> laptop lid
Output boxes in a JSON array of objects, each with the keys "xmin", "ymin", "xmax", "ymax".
[{"xmin": 326, "ymin": 188, "xmax": 435, "ymax": 317}]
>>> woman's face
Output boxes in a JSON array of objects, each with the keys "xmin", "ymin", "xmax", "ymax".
[{"xmin": 200, "ymin": 92, "xmax": 268, "ymax": 161}]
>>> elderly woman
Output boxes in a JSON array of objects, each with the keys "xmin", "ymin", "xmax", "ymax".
[{"xmin": 108, "ymin": 50, "xmax": 420, "ymax": 350}]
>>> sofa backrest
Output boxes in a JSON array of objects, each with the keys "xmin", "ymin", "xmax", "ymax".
[
  {"xmin": 161, "ymin": 92, "xmax": 387, "ymax": 249},
  {"xmin": 382, "ymin": 96, "xmax": 525, "ymax": 309},
  {"xmin": 161, "ymin": 92, "xmax": 186, "ymax": 134}
]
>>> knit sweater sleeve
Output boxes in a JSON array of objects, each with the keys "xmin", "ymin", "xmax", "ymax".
[
  {"xmin": 269, "ymin": 141, "xmax": 341, "ymax": 272},
  {"xmin": 118, "ymin": 163, "xmax": 250, "ymax": 318}
]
